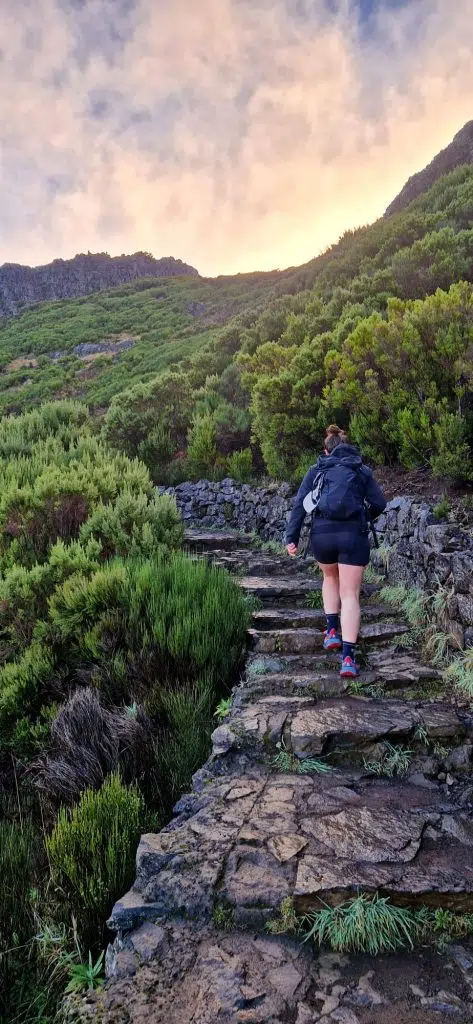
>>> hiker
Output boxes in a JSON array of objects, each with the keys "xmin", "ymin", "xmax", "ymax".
[{"xmin": 285, "ymin": 425, "xmax": 386, "ymax": 679}]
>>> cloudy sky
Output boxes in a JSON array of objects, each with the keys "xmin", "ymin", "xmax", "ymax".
[{"xmin": 0, "ymin": 0, "xmax": 472, "ymax": 275}]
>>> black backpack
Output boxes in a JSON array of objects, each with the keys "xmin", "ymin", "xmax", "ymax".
[{"xmin": 303, "ymin": 456, "xmax": 365, "ymax": 521}]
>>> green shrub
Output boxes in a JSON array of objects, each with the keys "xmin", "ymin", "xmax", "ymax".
[
  {"xmin": 48, "ymin": 553, "xmax": 249, "ymax": 703},
  {"xmin": 430, "ymin": 413, "xmax": 473, "ymax": 484},
  {"xmin": 432, "ymin": 496, "xmax": 452, "ymax": 520},
  {"xmin": 102, "ymin": 371, "xmax": 193, "ymax": 461},
  {"xmin": 0, "ymin": 434, "xmax": 152, "ymax": 567},
  {"xmin": 0, "ymin": 642, "xmax": 60, "ymax": 753},
  {"xmin": 187, "ymin": 413, "xmax": 220, "ymax": 479},
  {"xmin": 79, "ymin": 490, "xmax": 183, "ymax": 558},
  {"xmin": 47, "ymin": 774, "xmax": 144, "ymax": 938},
  {"xmin": 227, "ymin": 448, "xmax": 254, "ymax": 482}
]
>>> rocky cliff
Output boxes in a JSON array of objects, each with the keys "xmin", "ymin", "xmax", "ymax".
[
  {"xmin": 385, "ymin": 120, "xmax": 473, "ymax": 216},
  {"xmin": 0, "ymin": 251, "xmax": 199, "ymax": 318}
]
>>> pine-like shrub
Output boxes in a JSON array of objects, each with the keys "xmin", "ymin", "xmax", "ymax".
[
  {"xmin": 48, "ymin": 552, "xmax": 249, "ymax": 702},
  {"xmin": 227, "ymin": 448, "xmax": 254, "ymax": 482},
  {"xmin": 47, "ymin": 773, "xmax": 145, "ymax": 938},
  {"xmin": 430, "ymin": 413, "xmax": 473, "ymax": 484},
  {"xmin": 0, "ymin": 434, "xmax": 152, "ymax": 566},
  {"xmin": 79, "ymin": 490, "xmax": 183, "ymax": 558}
]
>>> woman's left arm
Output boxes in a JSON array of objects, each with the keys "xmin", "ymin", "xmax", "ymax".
[{"xmin": 285, "ymin": 468, "xmax": 314, "ymax": 548}]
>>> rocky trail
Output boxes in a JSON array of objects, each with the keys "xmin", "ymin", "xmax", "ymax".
[{"xmin": 84, "ymin": 531, "xmax": 473, "ymax": 1024}]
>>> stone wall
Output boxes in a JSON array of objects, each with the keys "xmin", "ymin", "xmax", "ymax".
[
  {"xmin": 160, "ymin": 478, "xmax": 296, "ymax": 542},
  {"xmin": 374, "ymin": 497, "xmax": 473, "ymax": 647},
  {"xmin": 162, "ymin": 480, "xmax": 473, "ymax": 640}
]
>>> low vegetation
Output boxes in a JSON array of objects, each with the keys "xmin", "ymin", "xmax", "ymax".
[
  {"xmin": 267, "ymin": 894, "xmax": 473, "ymax": 953},
  {"xmin": 0, "ymin": 402, "xmax": 249, "ymax": 1023},
  {"xmin": 363, "ymin": 742, "xmax": 413, "ymax": 778},
  {"xmin": 272, "ymin": 742, "xmax": 334, "ymax": 775}
]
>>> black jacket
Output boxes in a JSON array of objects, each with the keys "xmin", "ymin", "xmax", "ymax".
[{"xmin": 285, "ymin": 444, "xmax": 387, "ymax": 546}]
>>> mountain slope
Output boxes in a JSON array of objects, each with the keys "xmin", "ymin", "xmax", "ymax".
[
  {"xmin": 0, "ymin": 251, "xmax": 199, "ymax": 318},
  {"xmin": 385, "ymin": 120, "xmax": 473, "ymax": 216}
]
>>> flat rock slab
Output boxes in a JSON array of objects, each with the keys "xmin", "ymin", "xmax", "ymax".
[
  {"xmin": 213, "ymin": 551, "xmax": 312, "ymax": 577},
  {"xmin": 111, "ymin": 765, "xmax": 473, "ymax": 932},
  {"xmin": 238, "ymin": 671, "xmax": 348, "ymax": 701},
  {"xmin": 368, "ymin": 649, "xmax": 441, "ymax": 686}
]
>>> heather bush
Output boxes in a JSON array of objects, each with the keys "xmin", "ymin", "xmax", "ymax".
[
  {"xmin": 48, "ymin": 552, "xmax": 249, "ymax": 701},
  {"xmin": 47, "ymin": 773, "xmax": 145, "ymax": 939},
  {"xmin": 0, "ymin": 434, "xmax": 152, "ymax": 567},
  {"xmin": 430, "ymin": 413, "xmax": 473, "ymax": 484},
  {"xmin": 79, "ymin": 489, "xmax": 183, "ymax": 558},
  {"xmin": 227, "ymin": 447, "xmax": 254, "ymax": 482}
]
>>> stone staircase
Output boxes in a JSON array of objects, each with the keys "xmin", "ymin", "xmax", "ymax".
[{"xmin": 99, "ymin": 530, "xmax": 473, "ymax": 1024}]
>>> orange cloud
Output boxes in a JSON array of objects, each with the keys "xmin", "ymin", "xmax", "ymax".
[{"xmin": 0, "ymin": 0, "xmax": 472, "ymax": 275}]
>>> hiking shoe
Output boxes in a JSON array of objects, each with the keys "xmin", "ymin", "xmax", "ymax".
[
  {"xmin": 323, "ymin": 628, "xmax": 342, "ymax": 652},
  {"xmin": 340, "ymin": 656, "xmax": 358, "ymax": 678}
]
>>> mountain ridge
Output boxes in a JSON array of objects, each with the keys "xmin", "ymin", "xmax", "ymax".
[
  {"xmin": 385, "ymin": 120, "xmax": 473, "ymax": 216},
  {"xmin": 0, "ymin": 250, "xmax": 199, "ymax": 319}
]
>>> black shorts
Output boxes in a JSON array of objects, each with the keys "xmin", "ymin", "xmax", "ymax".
[{"xmin": 310, "ymin": 524, "xmax": 370, "ymax": 567}]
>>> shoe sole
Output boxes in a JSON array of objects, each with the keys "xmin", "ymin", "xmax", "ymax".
[
  {"xmin": 324, "ymin": 642, "xmax": 342, "ymax": 652},
  {"xmin": 340, "ymin": 669, "xmax": 358, "ymax": 678}
]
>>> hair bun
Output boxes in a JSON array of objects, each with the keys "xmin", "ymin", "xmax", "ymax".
[{"xmin": 325, "ymin": 424, "xmax": 343, "ymax": 437}]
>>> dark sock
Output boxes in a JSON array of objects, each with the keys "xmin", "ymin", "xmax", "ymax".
[
  {"xmin": 326, "ymin": 613, "xmax": 339, "ymax": 633},
  {"xmin": 342, "ymin": 641, "xmax": 356, "ymax": 662}
]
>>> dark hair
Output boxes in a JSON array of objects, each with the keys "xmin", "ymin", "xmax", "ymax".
[{"xmin": 324, "ymin": 424, "xmax": 348, "ymax": 454}]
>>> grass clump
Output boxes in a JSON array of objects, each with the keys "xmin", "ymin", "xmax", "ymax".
[
  {"xmin": 305, "ymin": 589, "xmax": 324, "ymax": 609},
  {"xmin": 421, "ymin": 908, "xmax": 473, "ymax": 948},
  {"xmin": 380, "ymin": 584, "xmax": 429, "ymax": 630},
  {"xmin": 303, "ymin": 894, "xmax": 419, "ymax": 954},
  {"xmin": 444, "ymin": 646, "xmax": 473, "ymax": 698},
  {"xmin": 214, "ymin": 697, "xmax": 232, "ymax": 721},
  {"xmin": 212, "ymin": 903, "xmax": 235, "ymax": 930},
  {"xmin": 363, "ymin": 564, "xmax": 384, "ymax": 585},
  {"xmin": 363, "ymin": 742, "xmax": 413, "ymax": 777},
  {"xmin": 266, "ymin": 897, "xmax": 299, "ymax": 936},
  {"xmin": 272, "ymin": 742, "xmax": 334, "ymax": 775}
]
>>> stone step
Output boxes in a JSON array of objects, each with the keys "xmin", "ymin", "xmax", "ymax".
[
  {"xmin": 252, "ymin": 604, "xmax": 396, "ymax": 630},
  {"xmin": 111, "ymin": 764, "xmax": 473, "ymax": 934},
  {"xmin": 240, "ymin": 575, "xmax": 381, "ymax": 606},
  {"xmin": 238, "ymin": 670, "xmax": 348, "ymax": 701},
  {"xmin": 248, "ymin": 621, "xmax": 409, "ymax": 655},
  {"xmin": 212, "ymin": 550, "xmax": 317, "ymax": 577},
  {"xmin": 233, "ymin": 694, "xmax": 470, "ymax": 758},
  {"xmin": 184, "ymin": 529, "xmax": 253, "ymax": 551},
  {"xmin": 240, "ymin": 574, "xmax": 321, "ymax": 604}
]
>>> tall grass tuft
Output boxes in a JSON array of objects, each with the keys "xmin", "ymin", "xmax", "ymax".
[{"xmin": 303, "ymin": 893, "xmax": 419, "ymax": 954}]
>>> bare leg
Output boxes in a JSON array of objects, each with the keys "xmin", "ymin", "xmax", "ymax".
[
  {"xmin": 318, "ymin": 562, "xmax": 340, "ymax": 616},
  {"xmin": 338, "ymin": 563, "xmax": 365, "ymax": 643}
]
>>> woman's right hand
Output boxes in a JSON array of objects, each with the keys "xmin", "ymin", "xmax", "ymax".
[{"xmin": 286, "ymin": 543, "xmax": 297, "ymax": 557}]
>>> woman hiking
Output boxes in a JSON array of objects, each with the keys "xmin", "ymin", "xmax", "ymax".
[{"xmin": 285, "ymin": 425, "xmax": 386, "ymax": 679}]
